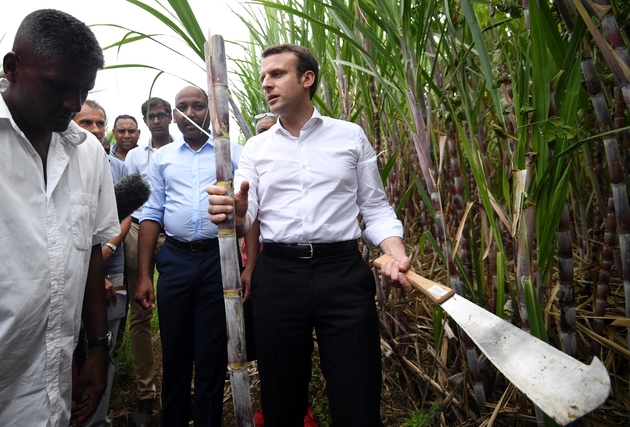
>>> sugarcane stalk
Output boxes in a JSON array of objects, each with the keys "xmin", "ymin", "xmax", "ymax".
[
  {"xmin": 591, "ymin": 198, "xmax": 616, "ymax": 357},
  {"xmin": 580, "ymin": 39, "xmax": 630, "ymax": 353},
  {"xmin": 557, "ymin": 204, "xmax": 577, "ymax": 357},
  {"xmin": 205, "ymin": 33, "xmax": 253, "ymax": 427}
]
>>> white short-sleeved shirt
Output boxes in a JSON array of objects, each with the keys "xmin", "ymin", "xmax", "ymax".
[{"xmin": 0, "ymin": 83, "xmax": 120, "ymax": 426}]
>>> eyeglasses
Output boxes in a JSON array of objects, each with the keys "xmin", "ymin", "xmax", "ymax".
[
  {"xmin": 147, "ymin": 112, "xmax": 170, "ymax": 121},
  {"xmin": 254, "ymin": 112, "xmax": 277, "ymax": 120}
]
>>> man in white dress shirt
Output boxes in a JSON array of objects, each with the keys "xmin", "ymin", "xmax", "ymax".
[
  {"xmin": 208, "ymin": 44, "xmax": 412, "ymax": 427},
  {"xmin": 0, "ymin": 9, "xmax": 119, "ymax": 426}
]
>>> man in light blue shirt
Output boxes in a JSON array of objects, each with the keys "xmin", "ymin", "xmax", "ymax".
[{"xmin": 135, "ymin": 86, "xmax": 242, "ymax": 427}]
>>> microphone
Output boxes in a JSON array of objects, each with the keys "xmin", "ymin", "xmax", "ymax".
[{"xmin": 114, "ymin": 173, "xmax": 151, "ymax": 222}]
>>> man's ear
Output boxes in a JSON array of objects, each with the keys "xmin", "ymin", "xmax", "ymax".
[
  {"xmin": 2, "ymin": 52, "xmax": 20, "ymax": 83},
  {"xmin": 137, "ymin": 129, "xmax": 141, "ymax": 138},
  {"xmin": 302, "ymin": 70, "xmax": 315, "ymax": 90}
]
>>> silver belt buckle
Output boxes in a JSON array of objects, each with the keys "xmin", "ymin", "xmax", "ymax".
[{"xmin": 297, "ymin": 243, "xmax": 313, "ymax": 259}]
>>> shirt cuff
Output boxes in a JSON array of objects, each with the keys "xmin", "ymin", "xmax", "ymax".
[{"xmin": 362, "ymin": 219, "xmax": 404, "ymax": 247}]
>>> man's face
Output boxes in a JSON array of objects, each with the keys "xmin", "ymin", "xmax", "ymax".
[
  {"xmin": 74, "ymin": 105, "xmax": 106, "ymax": 143},
  {"xmin": 143, "ymin": 104, "xmax": 172, "ymax": 139},
  {"xmin": 260, "ymin": 51, "xmax": 311, "ymax": 117},
  {"xmin": 112, "ymin": 118, "xmax": 140, "ymax": 152},
  {"xmin": 3, "ymin": 52, "xmax": 97, "ymax": 134},
  {"xmin": 174, "ymin": 87, "xmax": 209, "ymax": 143},
  {"xmin": 256, "ymin": 116, "xmax": 276, "ymax": 134}
]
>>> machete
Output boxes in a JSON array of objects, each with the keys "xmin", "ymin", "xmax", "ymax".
[{"xmin": 374, "ymin": 254, "xmax": 610, "ymax": 425}]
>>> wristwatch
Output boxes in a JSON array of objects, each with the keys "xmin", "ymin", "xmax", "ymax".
[
  {"xmin": 104, "ymin": 242, "xmax": 117, "ymax": 254},
  {"xmin": 87, "ymin": 331, "xmax": 112, "ymax": 349}
]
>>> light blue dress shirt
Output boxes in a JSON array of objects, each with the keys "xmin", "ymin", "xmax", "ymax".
[{"xmin": 141, "ymin": 136, "xmax": 242, "ymax": 242}]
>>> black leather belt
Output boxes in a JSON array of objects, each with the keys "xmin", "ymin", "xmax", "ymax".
[
  {"xmin": 263, "ymin": 240, "xmax": 357, "ymax": 259},
  {"xmin": 131, "ymin": 216, "xmax": 140, "ymax": 224},
  {"xmin": 165, "ymin": 235, "xmax": 218, "ymax": 252}
]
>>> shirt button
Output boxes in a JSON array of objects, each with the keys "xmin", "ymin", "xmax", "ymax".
[
  {"xmin": 302, "ymin": 165, "xmax": 306, "ymax": 169},
  {"xmin": 304, "ymin": 217, "xmax": 310, "ymax": 222},
  {"xmin": 51, "ymin": 237, "xmax": 57, "ymax": 245},
  {"xmin": 304, "ymin": 190, "xmax": 309, "ymax": 195}
]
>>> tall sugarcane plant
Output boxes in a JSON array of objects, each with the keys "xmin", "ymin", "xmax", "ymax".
[
  {"xmin": 109, "ymin": 0, "xmax": 630, "ymax": 423},
  {"xmin": 206, "ymin": 33, "xmax": 253, "ymax": 427}
]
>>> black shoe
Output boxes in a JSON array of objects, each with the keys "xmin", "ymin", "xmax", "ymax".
[{"xmin": 132, "ymin": 398, "xmax": 153, "ymax": 427}]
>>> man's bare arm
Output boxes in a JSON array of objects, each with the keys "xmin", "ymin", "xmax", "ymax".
[
  {"xmin": 72, "ymin": 244, "xmax": 109, "ymax": 424},
  {"xmin": 135, "ymin": 220, "xmax": 160, "ymax": 309}
]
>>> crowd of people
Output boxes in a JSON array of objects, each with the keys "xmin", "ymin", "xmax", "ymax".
[{"xmin": 0, "ymin": 8, "xmax": 412, "ymax": 427}]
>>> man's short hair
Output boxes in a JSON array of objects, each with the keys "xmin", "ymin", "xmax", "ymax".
[
  {"xmin": 83, "ymin": 99, "xmax": 107, "ymax": 122},
  {"xmin": 141, "ymin": 97, "xmax": 172, "ymax": 117},
  {"xmin": 113, "ymin": 114, "xmax": 138, "ymax": 128},
  {"xmin": 262, "ymin": 44, "xmax": 319, "ymax": 99},
  {"xmin": 13, "ymin": 9, "xmax": 105, "ymax": 70}
]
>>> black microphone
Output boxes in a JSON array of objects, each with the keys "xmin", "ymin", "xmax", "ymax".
[{"xmin": 114, "ymin": 173, "xmax": 151, "ymax": 222}]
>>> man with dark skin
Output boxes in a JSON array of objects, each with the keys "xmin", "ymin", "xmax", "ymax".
[
  {"xmin": 135, "ymin": 86, "xmax": 242, "ymax": 426},
  {"xmin": 110, "ymin": 115, "xmax": 140, "ymax": 161},
  {"xmin": 0, "ymin": 9, "xmax": 119, "ymax": 426}
]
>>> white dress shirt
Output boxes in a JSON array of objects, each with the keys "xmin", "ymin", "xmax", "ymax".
[
  {"xmin": 236, "ymin": 108, "xmax": 402, "ymax": 246},
  {"xmin": 0, "ymin": 84, "xmax": 120, "ymax": 427}
]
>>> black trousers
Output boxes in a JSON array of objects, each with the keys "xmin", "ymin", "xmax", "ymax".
[
  {"xmin": 156, "ymin": 241, "xmax": 227, "ymax": 427},
  {"xmin": 252, "ymin": 248, "xmax": 384, "ymax": 427}
]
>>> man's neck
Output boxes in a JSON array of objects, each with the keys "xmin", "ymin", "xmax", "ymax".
[
  {"xmin": 115, "ymin": 147, "xmax": 129, "ymax": 161},
  {"xmin": 279, "ymin": 104, "xmax": 314, "ymax": 137},
  {"xmin": 184, "ymin": 137, "xmax": 205, "ymax": 152},
  {"xmin": 151, "ymin": 135, "xmax": 172, "ymax": 149}
]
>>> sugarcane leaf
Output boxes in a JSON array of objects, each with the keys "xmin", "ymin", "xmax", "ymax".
[
  {"xmin": 125, "ymin": 0, "xmax": 204, "ymax": 58},
  {"xmin": 460, "ymin": 0, "xmax": 503, "ymax": 121},
  {"xmin": 409, "ymin": 166, "xmax": 437, "ymax": 219},
  {"xmin": 396, "ymin": 183, "xmax": 415, "ymax": 216},
  {"xmin": 540, "ymin": 116, "xmax": 579, "ymax": 143},
  {"xmin": 423, "ymin": 231, "xmax": 446, "ymax": 266},
  {"xmin": 96, "ymin": 24, "xmax": 205, "ymax": 72},
  {"xmin": 537, "ymin": 165, "xmax": 572, "ymax": 281},
  {"xmin": 380, "ymin": 149, "xmax": 399, "ymax": 184}
]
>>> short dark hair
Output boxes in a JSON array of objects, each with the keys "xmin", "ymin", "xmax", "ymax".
[
  {"xmin": 13, "ymin": 9, "xmax": 105, "ymax": 70},
  {"xmin": 83, "ymin": 99, "xmax": 107, "ymax": 121},
  {"xmin": 113, "ymin": 114, "xmax": 138, "ymax": 128},
  {"xmin": 262, "ymin": 44, "xmax": 319, "ymax": 99},
  {"xmin": 141, "ymin": 97, "xmax": 172, "ymax": 117}
]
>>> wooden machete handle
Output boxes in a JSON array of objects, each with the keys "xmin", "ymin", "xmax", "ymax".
[{"xmin": 373, "ymin": 254, "xmax": 455, "ymax": 304}]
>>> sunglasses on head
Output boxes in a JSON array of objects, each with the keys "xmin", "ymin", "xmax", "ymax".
[{"xmin": 254, "ymin": 112, "xmax": 277, "ymax": 120}]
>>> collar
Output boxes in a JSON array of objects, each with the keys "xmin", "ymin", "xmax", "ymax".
[
  {"xmin": 173, "ymin": 135, "xmax": 214, "ymax": 151},
  {"xmin": 273, "ymin": 107, "xmax": 323, "ymax": 138}
]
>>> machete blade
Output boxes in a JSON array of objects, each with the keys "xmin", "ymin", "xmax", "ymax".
[
  {"xmin": 442, "ymin": 295, "xmax": 610, "ymax": 425},
  {"xmin": 373, "ymin": 255, "xmax": 611, "ymax": 425}
]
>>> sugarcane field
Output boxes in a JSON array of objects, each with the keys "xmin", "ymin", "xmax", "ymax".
[{"xmin": 2, "ymin": 0, "xmax": 630, "ymax": 426}]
